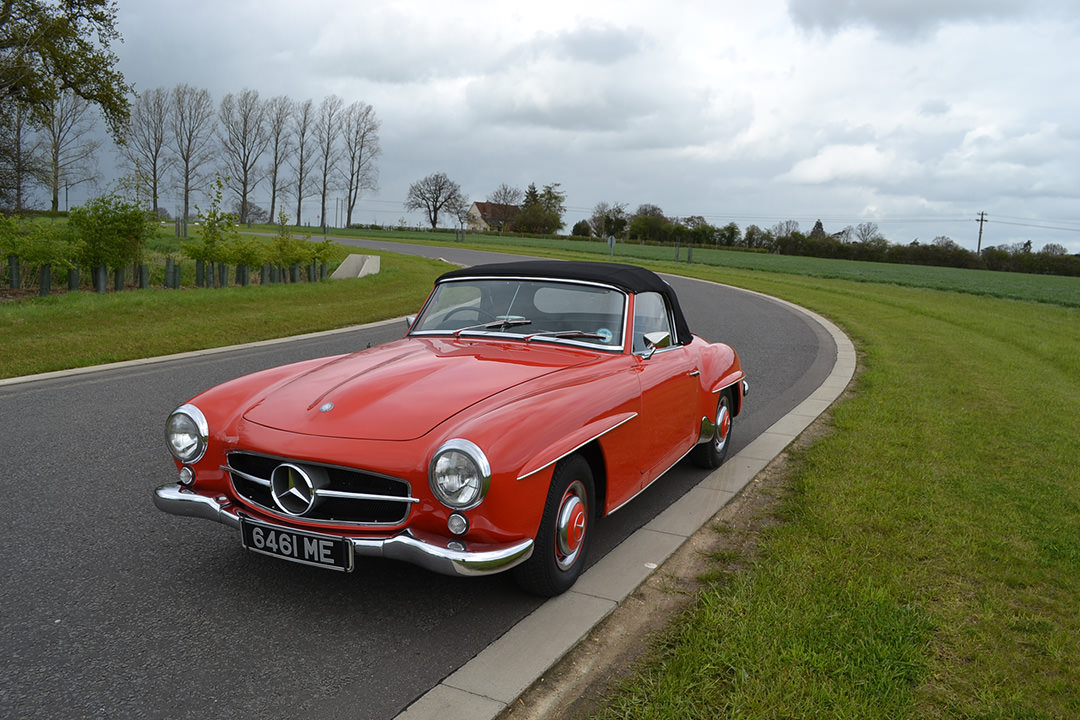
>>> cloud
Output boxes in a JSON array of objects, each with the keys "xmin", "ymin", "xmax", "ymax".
[
  {"xmin": 785, "ymin": 0, "xmax": 1078, "ymax": 39},
  {"xmin": 97, "ymin": 1, "xmax": 1080, "ymax": 253}
]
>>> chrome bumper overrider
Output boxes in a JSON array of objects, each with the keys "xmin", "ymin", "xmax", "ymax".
[{"xmin": 153, "ymin": 483, "xmax": 534, "ymax": 577}]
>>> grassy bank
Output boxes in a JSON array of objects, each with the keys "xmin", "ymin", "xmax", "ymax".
[
  {"xmin": 0, "ymin": 250, "xmax": 449, "ymax": 378},
  {"xmin": 589, "ymin": 264, "xmax": 1080, "ymax": 718}
]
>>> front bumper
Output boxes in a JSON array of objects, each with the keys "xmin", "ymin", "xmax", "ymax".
[{"xmin": 153, "ymin": 483, "xmax": 534, "ymax": 577}]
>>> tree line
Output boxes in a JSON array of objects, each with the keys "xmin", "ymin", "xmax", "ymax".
[
  {"xmin": 3, "ymin": 83, "xmax": 381, "ymax": 228},
  {"xmin": 2, "ymin": 3, "xmax": 382, "ymax": 229},
  {"xmin": 572, "ymin": 204, "xmax": 1079, "ymax": 277}
]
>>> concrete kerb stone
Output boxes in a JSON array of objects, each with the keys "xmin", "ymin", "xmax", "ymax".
[{"xmin": 393, "ymin": 293, "xmax": 856, "ymax": 720}]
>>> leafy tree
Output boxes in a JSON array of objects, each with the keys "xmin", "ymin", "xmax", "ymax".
[
  {"xmin": 19, "ymin": 219, "xmax": 76, "ymax": 269},
  {"xmin": 571, "ymin": 219, "xmax": 591, "ymax": 237},
  {"xmin": 271, "ymin": 210, "xmax": 311, "ymax": 272},
  {"xmin": 683, "ymin": 215, "xmax": 717, "ymax": 245},
  {"xmin": 68, "ymin": 192, "xmax": 151, "ymax": 271},
  {"xmin": 628, "ymin": 204, "xmax": 673, "ymax": 243},
  {"xmin": 221, "ymin": 233, "xmax": 267, "ymax": 270},
  {"xmin": 0, "ymin": 0, "xmax": 131, "ymax": 139},
  {"xmin": 514, "ymin": 182, "xmax": 565, "ymax": 234},
  {"xmin": 183, "ymin": 174, "xmax": 237, "ymax": 267},
  {"xmin": 589, "ymin": 201, "xmax": 628, "ymax": 239},
  {"xmin": 404, "ymin": 171, "xmax": 465, "ymax": 229},
  {"xmin": 742, "ymin": 224, "xmax": 773, "ymax": 250},
  {"xmin": 716, "ymin": 222, "xmax": 741, "ymax": 247}
]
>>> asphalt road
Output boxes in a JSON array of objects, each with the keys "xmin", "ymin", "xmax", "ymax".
[{"xmin": 0, "ymin": 244, "xmax": 833, "ymax": 719}]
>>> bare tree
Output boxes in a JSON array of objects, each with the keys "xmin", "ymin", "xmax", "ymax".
[
  {"xmin": 37, "ymin": 89, "xmax": 100, "ymax": 212},
  {"xmin": 119, "ymin": 87, "xmax": 171, "ymax": 214},
  {"xmin": 405, "ymin": 171, "xmax": 465, "ymax": 229},
  {"xmin": 855, "ymin": 221, "xmax": 882, "ymax": 244},
  {"xmin": 264, "ymin": 94, "xmax": 293, "ymax": 223},
  {"xmin": 289, "ymin": 98, "xmax": 315, "ymax": 226},
  {"xmin": 487, "ymin": 183, "xmax": 522, "ymax": 207},
  {"xmin": 313, "ymin": 94, "xmax": 343, "ymax": 229},
  {"xmin": 339, "ymin": 100, "xmax": 380, "ymax": 228},
  {"xmin": 0, "ymin": 104, "xmax": 45, "ymax": 211},
  {"xmin": 170, "ymin": 83, "xmax": 216, "ymax": 220},
  {"xmin": 218, "ymin": 88, "xmax": 269, "ymax": 224}
]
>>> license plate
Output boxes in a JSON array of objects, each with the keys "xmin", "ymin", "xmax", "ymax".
[{"xmin": 240, "ymin": 518, "xmax": 354, "ymax": 572}]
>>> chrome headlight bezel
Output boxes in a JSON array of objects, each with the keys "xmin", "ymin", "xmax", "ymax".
[
  {"xmin": 429, "ymin": 439, "xmax": 491, "ymax": 510},
  {"xmin": 165, "ymin": 403, "xmax": 209, "ymax": 464}
]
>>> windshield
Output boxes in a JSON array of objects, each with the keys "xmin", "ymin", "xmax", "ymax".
[{"xmin": 410, "ymin": 277, "xmax": 626, "ymax": 350}]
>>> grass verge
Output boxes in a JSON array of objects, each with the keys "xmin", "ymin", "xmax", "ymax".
[
  {"xmin": 0, "ymin": 250, "xmax": 448, "ymax": 378},
  {"xmin": 586, "ymin": 266, "xmax": 1080, "ymax": 719}
]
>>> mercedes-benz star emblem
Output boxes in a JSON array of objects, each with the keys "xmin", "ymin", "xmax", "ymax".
[{"xmin": 270, "ymin": 463, "xmax": 318, "ymax": 516}]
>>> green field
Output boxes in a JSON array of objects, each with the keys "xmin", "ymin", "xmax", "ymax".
[
  {"xmin": 3, "ymin": 235, "xmax": 1078, "ymax": 718},
  {"xmin": 323, "ymin": 228, "xmax": 1080, "ymax": 307}
]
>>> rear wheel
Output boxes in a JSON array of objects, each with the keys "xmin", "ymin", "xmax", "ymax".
[
  {"xmin": 691, "ymin": 391, "xmax": 733, "ymax": 469},
  {"xmin": 513, "ymin": 454, "xmax": 594, "ymax": 597}
]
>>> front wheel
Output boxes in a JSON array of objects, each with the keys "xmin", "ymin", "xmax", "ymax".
[
  {"xmin": 691, "ymin": 391, "xmax": 733, "ymax": 469},
  {"xmin": 513, "ymin": 455, "xmax": 594, "ymax": 597}
]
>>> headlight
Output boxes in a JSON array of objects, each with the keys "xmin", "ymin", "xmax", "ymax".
[
  {"xmin": 165, "ymin": 404, "xmax": 209, "ymax": 464},
  {"xmin": 429, "ymin": 439, "xmax": 490, "ymax": 510}
]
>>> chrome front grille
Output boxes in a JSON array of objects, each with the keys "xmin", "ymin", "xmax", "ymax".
[{"xmin": 226, "ymin": 452, "xmax": 415, "ymax": 526}]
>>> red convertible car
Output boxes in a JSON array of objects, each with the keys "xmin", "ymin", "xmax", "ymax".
[{"xmin": 155, "ymin": 260, "xmax": 747, "ymax": 596}]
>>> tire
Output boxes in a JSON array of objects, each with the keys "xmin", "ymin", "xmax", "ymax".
[
  {"xmin": 690, "ymin": 391, "xmax": 733, "ymax": 469},
  {"xmin": 513, "ymin": 454, "xmax": 594, "ymax": 597}
]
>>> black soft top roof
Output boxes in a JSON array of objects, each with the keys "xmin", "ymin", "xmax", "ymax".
[{"xmin": 437, "ymin": 260, "xmax": 694, "ymax": 344}]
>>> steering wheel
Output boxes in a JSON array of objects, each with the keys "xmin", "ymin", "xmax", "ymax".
[{"xmin": 442, "ymin": 306, "xmax": 497, "ymax": 324}]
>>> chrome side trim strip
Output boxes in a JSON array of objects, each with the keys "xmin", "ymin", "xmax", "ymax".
[{"xmin": 516, "ymin": 412, "xmax": 638, "ymax": 481}]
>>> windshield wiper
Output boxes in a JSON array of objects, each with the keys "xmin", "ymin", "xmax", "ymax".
[
  {"xmin": 524, "ymin": 329, "xmax": 606, "ymax": 342},
  {"xmin": 453, "ymin": 318, "xmax": 532, "ymax": 336}
]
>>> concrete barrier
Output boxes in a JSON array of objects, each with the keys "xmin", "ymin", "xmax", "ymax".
[{"xmin": 330, "ymin": 254, "xmax": 381, "ymax": 280}]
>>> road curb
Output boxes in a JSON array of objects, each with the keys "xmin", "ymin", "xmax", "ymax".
[{"xmin": 393, "ymin": 290, "xmax": 856, "ymax": 720}]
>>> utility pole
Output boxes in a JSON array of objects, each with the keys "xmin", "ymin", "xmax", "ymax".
[{"xmin": 976, "ymin": 211, "xmax": 987, "ymax": 253}]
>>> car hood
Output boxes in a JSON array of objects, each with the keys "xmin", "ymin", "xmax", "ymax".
[{"xmin": 242, "ymin": 337, "xmax": 596, "ymax": 441}]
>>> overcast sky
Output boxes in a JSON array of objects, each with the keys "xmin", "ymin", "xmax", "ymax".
[{"xmin": 107, "ymin": 0, "xmax": 1080, "ymax": 253}]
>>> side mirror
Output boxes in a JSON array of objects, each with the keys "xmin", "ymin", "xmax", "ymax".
[
  {"xmin": 405, "ymin": 315, "xmax": 416, "ymax": 331},
  {"xmin": 641, "ymin": 331, "xmax": 671, "ymax": 359}
]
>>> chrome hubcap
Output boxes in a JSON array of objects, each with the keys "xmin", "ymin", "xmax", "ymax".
[
  {"xmin": 714, "ymin": 402, "xmax": 731, "ymax": 453},
  {"xmin": 555, "ymin": 480, "xmax": 587, "ymax": 571}
]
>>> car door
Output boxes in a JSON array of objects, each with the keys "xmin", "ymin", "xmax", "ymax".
[{"xmin": 631, "ymin": 292, "xmax": 700, "ymax": 486}]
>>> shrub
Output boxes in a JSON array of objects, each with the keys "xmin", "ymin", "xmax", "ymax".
[{"xmin": 68, "ymin": 194, "xmax": 152, "ymax": 270}]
